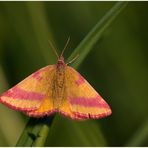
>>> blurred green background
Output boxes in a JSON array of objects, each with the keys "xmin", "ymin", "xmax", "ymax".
[{"xmin": 0, "ymin": 1, "xmax": 148, "ymax": 146}]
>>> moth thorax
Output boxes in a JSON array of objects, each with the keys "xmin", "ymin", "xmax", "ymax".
[
  {"xmin": 57, "ymin": 56, "xmax": 65, "ymax": 67},
  {"xmin": 53, "ymin": 66, "xmax": 66, "ymax": 108},
  {"xmin": 56, "ymin": 68, "xmax": 65, "ymax": 89}
]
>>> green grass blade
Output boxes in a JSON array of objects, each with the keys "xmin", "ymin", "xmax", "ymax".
[
  {"xmin": 16, "ymin": 117, "xmax": 54, "ymax": 146},
  {"xmin": 67, "ymin": 1, "xmax": 128, "ymax": 68},
  {"xmin": 32, "ymin": 124, "xmax": 50, "ymax": 146}
]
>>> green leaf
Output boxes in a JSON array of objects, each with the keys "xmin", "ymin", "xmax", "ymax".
[
  {"xmin": 67, "ymin": 1, "xmax": 128, "ymax": 69},
  {"xmin": 16, "ymin": 117, "xmax": 54, "ymax": 146}
]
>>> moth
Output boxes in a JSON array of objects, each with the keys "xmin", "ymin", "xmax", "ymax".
[{"xmin": 0, "ymin": 38, "xmax": 112, "ymax": 120}]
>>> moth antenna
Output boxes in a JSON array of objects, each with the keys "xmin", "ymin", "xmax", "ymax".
[
  {"xmin": 66, "ymin": 54, "xmax": 79, "ymax": 65},
  {"xmin": 60, "ymin": 37, "xmax": 70, "ymax": 57},
  {"xmin": 48, "ymin": 40, "xmax": 59, "ymax": 58}
]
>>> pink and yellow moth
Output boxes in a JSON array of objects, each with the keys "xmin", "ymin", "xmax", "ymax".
[{"xmin": 0, "ymin": 38, "xmax": 112, "ymax": 120}]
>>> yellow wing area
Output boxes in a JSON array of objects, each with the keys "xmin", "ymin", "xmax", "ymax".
[
  {"xmin": 0, "ymin": 65, "xmax": 55, "ymax": 116},
  {"xmin": 59, "ymin": 66, "xmax": 112, "ymax": 120}
]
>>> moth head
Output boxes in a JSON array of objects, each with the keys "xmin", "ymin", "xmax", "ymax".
[{"xmin": 57, "ymin": 56, "xmax": 65, "ymax": 65}]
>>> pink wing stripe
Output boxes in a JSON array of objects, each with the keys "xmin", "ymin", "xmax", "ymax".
[
  {"xmin": 75, "ymin": 74, "xmax": 85, "ymax": 86},
  {"xmin": 3, "ymin": 87, "xmax": 44, "ymax": 100},
  {"xmin": 70, "ymin": 96, "xmax": 110, "ymax": 108},
  {"xmin": 25, "ymin": 110, "xmax": 56, "ymax": 117},
  {"xmin": 32, "ymin": 70, "xmax": 42, "ymax": 81},
  {"xmin": 74, "ymin": 111, "xmax": 112, "ymax": 119}
]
